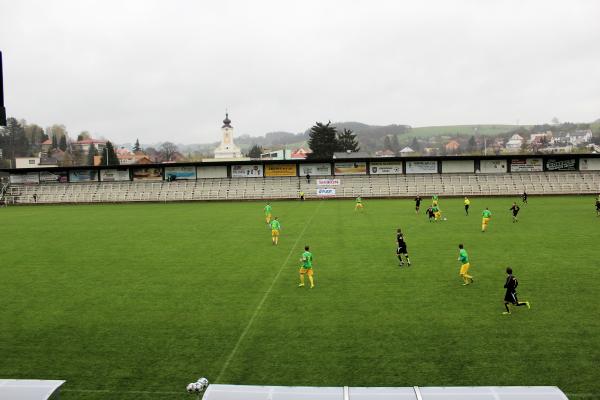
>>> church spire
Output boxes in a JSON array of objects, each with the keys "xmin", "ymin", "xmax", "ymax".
[{"xmin": 222, "ymin": 111, "xmax": 232, "ymax": 128}]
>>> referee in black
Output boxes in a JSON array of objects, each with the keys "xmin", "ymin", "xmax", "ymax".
[
  {"xmin": 503, "ymin": 267, "xmax": 530, "ymax": 315},
  {"xmin": 414, "ymin": 195, "xmax": 422, "ymax": 214}
]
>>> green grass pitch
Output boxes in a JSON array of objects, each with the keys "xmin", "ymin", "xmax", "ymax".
[{"xmin": 1, "ymin": 196, "xmax": 599, "ymax": 399}]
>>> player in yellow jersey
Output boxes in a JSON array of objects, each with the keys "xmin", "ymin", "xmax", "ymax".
[
  {"xmin": 464, "ymin": 197, "xmax": 470, "ymax": 216},
  {"xmin": 355, "ymin": 196, "xmax": 364, "ymax": 211},
  {"xmin": 264, "ymin": 203, "xmax": 272, "ymax": 224},
  {"xmin": 481, "ymin": 207, "xmax": 492, "ymax": 232},
  {"xmin": 457, "ymin": 244, "xmax": 474, "ymax": 285},
  {"xmin": 270, "ymin": 217, "xmax": 281, "ymax": 245},
  {"xmin": 299, "ymin": 246, "xmax": 315, "ymax": 288}
]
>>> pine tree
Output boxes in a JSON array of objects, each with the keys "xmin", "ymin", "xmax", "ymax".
[
  {"xmin": 411, "ymin": 137, "xmax": 420, "ymax": 152},
  {"xmin": 307, "ymin": 121, "xmax": 338, "ymax": 159},
  {"xmin": 52, "ymin": 134, "xmax": 58, "ymax": 149},
  {"xmin": 133, "ymin": 138, "xmax": 141, "ymax": 152},
  {"xmin": 337, "ymin": 128, "xmax": 360, "ymax": 152},
  {"xmin": 467, "ymin": 136, "xmax": 477, "ymax": 153},
  {"xmin": 248, "ymin": 144, "xmax": 263, "ymax": 158},
  {"xmin": 100, "ymin": 141, "xmax": 119, "ymax": 165}
]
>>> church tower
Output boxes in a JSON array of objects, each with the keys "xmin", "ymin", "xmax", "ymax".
[{"xmin": 213, "ymin": 112, "xmax": 242, "ymax": 159}]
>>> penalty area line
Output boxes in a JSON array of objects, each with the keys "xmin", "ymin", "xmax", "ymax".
[{"xmin": 215, "ymin": 200, "xmax": 323, "ymax": 382}]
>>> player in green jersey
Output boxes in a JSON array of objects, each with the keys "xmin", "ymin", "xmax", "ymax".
[
  {"xmin": 457, "ymin": 244, "xmax": 474, "ymax": 285},
  {"xmin": 481, "ymin": 208, "xmax": 492, "ymax": 232},
  {"xmin": 270, "ymin": 217, "xmax": 281, "ymax": 245},
  {"xmin": 355, "ymin": 196, "xmax": 364, "ymax": 211},
  {"xmin": 299, "ymin": 245, "xmax": 314, "ymax": 288},
  {"xmin": 264, "ymin": 203, "xmax": 272, "ymax": 224}
]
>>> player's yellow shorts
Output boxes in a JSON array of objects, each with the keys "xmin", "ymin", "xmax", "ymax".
[
  {"xmin": 460, "ymin": 263, "xmax": 470, "ymax": 275},
  {"xmin": 355, "ymin": 203, "xmax": 363, "ymax": 208},
  {"xmin": 266, "ymin": 213, "xmax": 272, "ymax": 218},
  {"xmin": 299, "ymin": 268, "xmax": 314, "ymax": 276},
  {"xmin": 433, "ymin": 201, "xmax": 438, "ymax": 206},
  {"xmin": 482, "ymin": 217, "xmax": 490, "ymax": 225},
  {"xmin": 271, "ymin": 229, "xmax": 279, "ymax": 236},
  {"xmin": 434, "ymin": 212, "xmax": 441, "ymax": 219}
]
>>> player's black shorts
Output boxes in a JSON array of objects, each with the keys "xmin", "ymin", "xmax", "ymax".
[
  {"xmin": 465, "ymin": 205, "xmax": 469, "ymax": 209},
  {"xmin": 396, "ymin": 246, "xmax": 407, "ymax": 254},
  {"xmin": 504, "ymin": 291, "xmax": 518, "ymax": 304}
]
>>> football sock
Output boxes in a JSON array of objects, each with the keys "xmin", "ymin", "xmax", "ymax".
[
  {"xmin": 299, "ymin": 275, "xmax": 305, "ymax": 285},
  {"xmin": 505, "ymin": 303, "xmax": 511, "ymax": 312},
  {"xmin": 405, "ymin": 256, "xmax": 410, "ymax": 264},
  {"xmin": 516, "ymin": 302, "xmax": 528, "ymax": 307},
  {"xmin": 308, "ymin": 275, "xmax": 314, "ymax": 287}
]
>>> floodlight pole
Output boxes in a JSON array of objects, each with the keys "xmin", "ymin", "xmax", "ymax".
[{"xmin": 0, "ymin": 50, "xmax": 6, "ymax": 127}]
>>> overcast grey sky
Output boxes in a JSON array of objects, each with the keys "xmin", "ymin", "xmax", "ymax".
[{"xmin": 1, "ymin": 0, "xmax": 599, "ymax": 144}]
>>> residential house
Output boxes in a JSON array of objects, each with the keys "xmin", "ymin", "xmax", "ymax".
[
  {"xmin": 445, "ymin": 140, "xmax": 460, "ymax": 154},
  {"xmin": 374, "ymin": 149, "xmax": 396, "ymax": 157},
  {"xmin": 505, "ymin": 134, "xmax": 524, "ymax": 151},
  {"xmin": 72, "ymin": 138, "xmax": 107, "ymax": 156},
  {"xmin": 399, "ymin": 146, "xmax": 415, "ymax": 157}
]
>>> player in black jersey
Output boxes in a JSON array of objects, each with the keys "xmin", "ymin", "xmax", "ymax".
[
  {"xmin": 414, "ymin": 195, "xmax": 422, "ymax": 214},
  {"xmin": 502, "ymin": 267, "xmax": 530, "ymax": 315},
  {"xmin": 395, "ymin": 229, "xmax": 411, "ymax": 267},
  {"xmin": 595, "ymin": 198, "xmax": 600, "ymax": 217},
  {"xmin": 426, "ymin": 206, "xmax": 435, "ymax": 222},
  {"xmin": 522, "ymin": 191, "xmax": 528, "ymax": 204},
  {"xmin": 509, "ymin": 202, "xmax": 520, "ymax": 222}
]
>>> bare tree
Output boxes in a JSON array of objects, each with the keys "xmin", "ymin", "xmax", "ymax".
[{"xmin": 160, "ymin": 142, "xmax": 178, "ymax": 161}]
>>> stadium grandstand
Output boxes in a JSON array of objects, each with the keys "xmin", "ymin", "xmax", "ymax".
[{"xmin": 2, "ymin": 155, "xmax": 599, "ymax": 205}]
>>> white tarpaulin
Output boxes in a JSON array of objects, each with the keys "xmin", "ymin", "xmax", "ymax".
[
  {"xmin": 478, "ymin": 160, "xmax": 507, "ymax": 174},
  {"xmin": 0, "ymin": 379, "xmax": 65, "ymax": 400},
  {"xmin": 198, "ymin": 165, "xmax": 228, "ymax": 178},
  {"xmin": 203, "ymin": 385, "xmax": 569, "ymax": 400},
  {"xmin": 100, "ymin": 169, "xmax": 130, "ymax": 181},
  {"xmin": 579, "ymin": 158, "xmax": 600, "ymax": 171},
  {"xmin": 441, "ymin": 160, "xmax": 474, "ymax": 173},
  {"xmin": 9, "ymin": 172, "xmax": 40, "ymax": 184}
]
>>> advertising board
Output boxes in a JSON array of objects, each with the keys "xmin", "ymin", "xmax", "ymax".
[
  {"xmin": 39, "ymin": 170, "xmax": 68, "ymax": 182},
  {"xmin": 317, "ymin": 179, "xmax": 340, "ymax": 186},
  {"xmin": 405, "ymin": 160, "xmax": 438, "ymax": 174},
  {"xmin": 510, "ymin": 158, "xmax": 543, "ymax": 172},
  {"xmin": 369, "ymin": 162, "xmax": 403, "ymax": 175},
  {"xmin": 69, "ymin": 170, "xmax": 98, "ymax": 182},
  {"xmin": 316, "ymin": 188, "xmax": 336, "ymax": 196},
  {"xmin": 334, "ymin": 162, "xmax": 367, "ymax": 175},
  {"xmin": 231, "ymin": 164, "xmax": 263, "ymax": 178},
  {"xmin": 545, "ymin": 159, "xmax": 577, "ymax": 171},
  {"xmin": 164, "ymin": 166, "xmax": 197, "ymax": 180},
  {"xmin": 9, "ymin": 172, "xmax": 40, "ymax": 184},
  {"xmin": 299, "ymin": 163, "xmax": 331, "ymax": 176},
  {"xmin": 132, "ymin": 167, "xmax": 162, "ymax": 181},
  {"xmin": 265, "ymin": 164, "xmax": 297, "ymax": 177},
  {"xmin": 100, "ymin": 169, "xmax": 131, "ymax": 182}
]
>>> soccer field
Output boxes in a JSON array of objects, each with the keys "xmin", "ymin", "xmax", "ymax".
[{"xmin": 1, "ymin": 197, "xmax": 599, "ymax": 400}]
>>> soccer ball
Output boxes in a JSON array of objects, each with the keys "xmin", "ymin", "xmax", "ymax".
[
  {"xmin": 443, "ymin": 217, "xmax": 447, "ymax": 221},
  {"xmin": 197, "ymin": 377, "xmax": 209, "ymax": 389},
  {"xmin": 186, "ymin": 383, "xmax": 196, "ymax": 393}
]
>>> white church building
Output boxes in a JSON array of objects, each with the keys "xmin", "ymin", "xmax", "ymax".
[{"xmin": 213, "ymin": 113, "xmax": 243, "ymax": 159}]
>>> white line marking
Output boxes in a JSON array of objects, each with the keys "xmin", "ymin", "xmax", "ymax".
[
  {"xmin": 414, "ymin": 386, "xmax": 423, "ymax": 400},
  {"xmin": 343, "ymin": 386, "xmax": 349, "ymax": 400},
  {"xmin": 216, "ymin": 201, "xmax": 323, "ymax": 382}
]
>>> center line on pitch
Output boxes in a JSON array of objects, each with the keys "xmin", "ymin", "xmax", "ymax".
[{"xmin": 216, "ymin": 200, "xmax": 323, "ymax": 382}]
